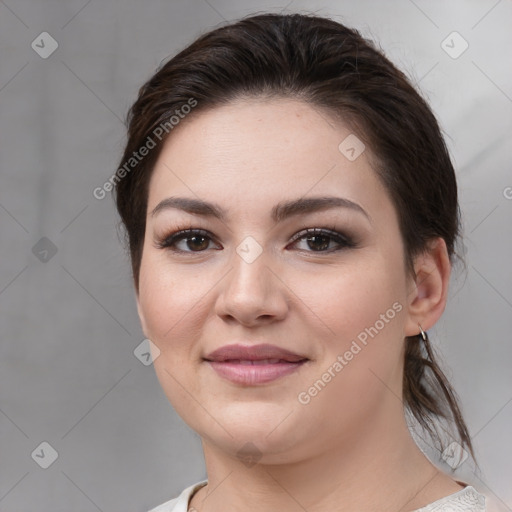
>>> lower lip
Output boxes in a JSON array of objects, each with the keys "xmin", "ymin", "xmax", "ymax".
[{"xmin": 206, "ymin": 360, "xmax": 306, "ymax": 385}]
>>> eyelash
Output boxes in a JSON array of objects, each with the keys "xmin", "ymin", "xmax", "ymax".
[{"xmin": 155, "ymin": 226, "xmax": 357, "ymax": 254}]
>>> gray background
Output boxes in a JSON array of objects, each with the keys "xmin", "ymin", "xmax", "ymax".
[{"xmin": 1, "ymin": 0, "xmax": 511, "ymax": 511}]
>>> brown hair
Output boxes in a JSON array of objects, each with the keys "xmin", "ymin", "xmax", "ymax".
[{"xmin": 114, "ymin": 13, "xmax": 474, "ymax": 462}]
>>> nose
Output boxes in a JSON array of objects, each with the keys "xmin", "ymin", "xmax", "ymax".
[{"xmin": 214, "ymin": 245, "xmax": 289, "ymax": 327}]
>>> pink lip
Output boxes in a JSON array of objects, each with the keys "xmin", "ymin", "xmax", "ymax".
[{"xmin": 204, "ymin": 343, "xmax": 308, "ymax": 385}]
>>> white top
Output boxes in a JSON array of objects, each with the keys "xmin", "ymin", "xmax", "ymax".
[{"xmin": 148, "ymin": 480, "xmax": 486, "ymax": 512}]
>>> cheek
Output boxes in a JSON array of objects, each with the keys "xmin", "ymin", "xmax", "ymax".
[
  {"xmin": 137, "ymin": 255, "xmax": 214, "ymax": 415},
  {"xmin": 286, "ymin": 254, "xmax": 406, "ymax": 396},
  {"xmin": 137, "ymin": 253, "xmax": 212, "ymax": 354},
  {"xmin": 289, "ymin": 287, "xmax": 405, "ymax": 444},
  {"xmin": 286, "ymin": 255, "xmax": 405, "ymax": 338}
]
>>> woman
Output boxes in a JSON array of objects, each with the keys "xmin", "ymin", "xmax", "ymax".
[{"xmin": 114, "ymin": 13, "xmax": 486, "ymax": 512}]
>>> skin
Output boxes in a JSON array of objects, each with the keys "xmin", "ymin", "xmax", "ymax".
[{"xmin": 136, "ymin": 98, "xmax": 464, "ymax": 511}]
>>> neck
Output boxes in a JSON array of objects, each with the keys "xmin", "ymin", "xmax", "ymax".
[{"xmin": 190, "ymin": 404, "xmax": 459, "ymax": 512}]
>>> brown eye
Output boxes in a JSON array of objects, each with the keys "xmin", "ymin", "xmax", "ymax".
[
  {"xmin": 305, "ymin": 233, "xmax": 331, "ymax": 251},
  {"xmin": 186, "ymin": 234, "xmax": 210, "ymax": 251},
  {"xmin": 289, "ymin": 228, "xmax": 356, "ymax": 253},
  {"xmin": 156, "ymin": 229, "xmax": 221, "ymax": 253}
]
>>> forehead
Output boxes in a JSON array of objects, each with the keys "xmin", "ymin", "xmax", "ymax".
[
  {"xmin": 156, "ymin": 98, "xmax": 342, "ymax": 168},
  {"xmin": 146, "ymin": 98, "xmax": 390, "ymax": 220}
]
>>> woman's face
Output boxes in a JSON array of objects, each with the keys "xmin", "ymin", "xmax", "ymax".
[{"xmin": 137, "ymin": 98, "xmax": 417, "ymax": 463}]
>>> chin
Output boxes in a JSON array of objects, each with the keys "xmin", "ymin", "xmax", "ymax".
[
  {"xmin": 196, "ymin": 402, "xmax": 307, "ymax": 460},
  {"xmin": 203, "ymin": 428, "xmax": 305, "ymax": 466}
]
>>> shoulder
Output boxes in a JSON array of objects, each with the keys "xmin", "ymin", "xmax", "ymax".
[
  {"xmin": 413, "ymin": 485, "xmax": 486, "ymax": 512},
  {"xmin": 147, "ymin": 481, "xmax": 208, "ymax": 512}
]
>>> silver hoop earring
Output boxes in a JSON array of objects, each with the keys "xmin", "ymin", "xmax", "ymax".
[{"xmin": 418, "ymin": 323, "xmax": 428, "ymax": 342}]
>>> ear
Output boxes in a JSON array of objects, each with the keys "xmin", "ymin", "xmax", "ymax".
[{"xmin": 403, "ymin": 237, "xmax": 451, "ymax": 337}]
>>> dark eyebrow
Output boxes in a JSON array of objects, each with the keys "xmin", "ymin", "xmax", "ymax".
[
  {"xmin": 271, "ymin": 196, "xmax": 371, "ymax": 224},
  {"xmin": 151, "ymin": 195, "xmax": 371, "ymax": 224},
  {"xmin": 151, "ymin": 197, "xmax": 228, "ymax": 219}
]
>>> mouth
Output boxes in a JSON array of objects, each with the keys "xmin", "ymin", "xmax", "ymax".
[{"xmin": 203, "ymin": 344, "xmax": 309, "ymax": 385}]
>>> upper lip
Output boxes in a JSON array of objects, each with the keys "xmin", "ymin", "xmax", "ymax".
[{"xmin": 204, "ymin": 343, "xmax": 308, "ymax": 363}]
